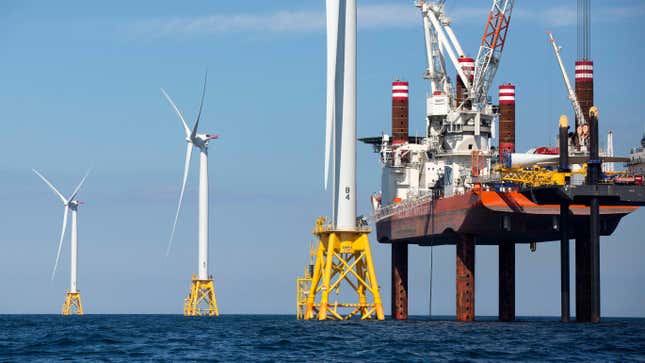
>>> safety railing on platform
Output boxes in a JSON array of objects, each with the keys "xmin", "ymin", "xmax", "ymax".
[{"xmin": 373, "ymin": 192, "xmax": 434, "ymax": 222}]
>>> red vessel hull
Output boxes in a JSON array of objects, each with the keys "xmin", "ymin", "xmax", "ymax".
[{"xmin": 376, "ymin": 190, "xmax": 637, "ymax": 245}]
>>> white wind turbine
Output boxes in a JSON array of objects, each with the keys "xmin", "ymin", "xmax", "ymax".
[
  {"xmin": 302, "ymin": 0, "xmax": 384, "ymax": 321},
  {"xmin": 324, "ymin": 0, "xmax": 357, "ymax": 230},
  {"xmin": 163, "ymin": 73, "xmax": 218, "ymax": 281},
  {"xmin": 33, "ymin": 169, "xmax": 90, "ymax": 292}
]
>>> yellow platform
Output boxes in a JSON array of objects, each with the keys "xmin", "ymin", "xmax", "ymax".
[
  {"xmin": 62, "ymin": 291, "xmax": 83, "ymax": 315},
  {"xmin": 184, "ymin": 275, "xmax": 219, "ymax": 316},
  {"xmin": 304, "ymin": 218, "xmax": 384, "ymax": 320}
]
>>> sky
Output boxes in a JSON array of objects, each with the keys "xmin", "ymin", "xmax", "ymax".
[{"xmin": 0, "ymin": 0, "xmax": 644, "ymax": 316}]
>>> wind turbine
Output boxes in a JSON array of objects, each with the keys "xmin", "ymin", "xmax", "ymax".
[
  {"xmin": 33, "ymin": 169, "xmax": 90, "ymax": 315},
  {"xmin": 162, "ymin": 73, "xmax": 219, "ymax": 316},
  {"xmin": 303, "ymin": 0, "xmax": 385, "ymax": 321},
  {"xmin": 324, "ymin": 0, "xmax": 357, "ymax": 230}
]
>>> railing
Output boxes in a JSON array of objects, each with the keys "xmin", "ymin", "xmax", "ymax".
[
  {"xmin": 471, "ymin": 172, "xmax": 503, "ymax": 184},
  {"xmin": 313, "ymin": 217, "xmax": 372, "ymax": 234},
  {"xmin": 373, "ymin": 192, "xmax": 434, "ymax": 222}
]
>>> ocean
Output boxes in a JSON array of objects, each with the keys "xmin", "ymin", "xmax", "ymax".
[{"xmin": 1, "ymin": 315, "xmax": 644, "ymax": 362}]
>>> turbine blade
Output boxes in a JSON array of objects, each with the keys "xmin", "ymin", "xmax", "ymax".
[
  {"xmin": 68, "ymin": 168, "xmax": 91, "ymax": 202},
  {"xmin": 52, "ymin": 205, "xmax": 69, "ymax": 280},
  {"xmin": 324, "ymin": 0, "xmax": 341, "ymax": 190},
  {"xmin": 324, "ymin": 109, "xmax": 334, "ymax": 191},
  {"xmin": 33, "ymin": 169, "xmax": 67, "ymax": 204},
  {"xmin": 161, "ymin": 88, "xmax": 191, "ymax": 138},
  {"xmin": 167, "ymin": 143, "xmax": 193, "ymax": 256},
  {"xmin": 191, "ymin": 72, "xmax": 208, "ymax": 139}
]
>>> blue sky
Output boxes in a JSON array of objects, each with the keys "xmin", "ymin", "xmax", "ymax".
[{"xmin": 0, "ymin": 0, "xmax": 644, "ymax": 316}]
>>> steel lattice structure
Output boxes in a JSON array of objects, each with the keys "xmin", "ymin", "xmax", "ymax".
[{"xmin": 472, "ymin": 0, "xmax": 515, "ymax": 109}]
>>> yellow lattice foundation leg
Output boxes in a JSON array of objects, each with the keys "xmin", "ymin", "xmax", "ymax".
[
  {"xmin": 184, "ymin": 275, "xmax": 219, "ymax": 316},
  {"xmin": 296, "ymin": 245, "xmax": 315, "ymax": 320},
  {"xmin": 296, "ymin": 273, "xmax": 312, "ymax": 320},
  {"xmin": 61, "ymin": 291, "xmax": 83, "ymax": 315},
  {"xmin": 304, "ymin": 218, "xmax": 385, "ymax": 321}
]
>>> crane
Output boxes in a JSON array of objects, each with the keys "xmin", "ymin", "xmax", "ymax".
[
  {"xmin": 548, "ymin": 32, "xmax": 587, "ymax": 126},
  {"xmin": 471, "ymin": 0, "xmax": 515, "ymax": 110},
  {"xmin": 417, "ymin": 0, "xmax": 472, "ymax": 95},
  {"xmin": 419, "ymin": 0, "xmax": 449, "ymax": 95},
  {"xmin": 418, "ymin": 0, "xmax": 514, "ymax": 111}
]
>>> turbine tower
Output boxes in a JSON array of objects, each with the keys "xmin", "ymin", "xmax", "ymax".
[
  {"xmin": 162, "ymin": 73, "xmax": 219, "ymax": 316},
  {"xmin": 33, "ymin": 169, "xmax": 90, "ymax": 315},
  {"xmin": 302, "ymin": 0, "xmax": 384, "ymax": 321}
]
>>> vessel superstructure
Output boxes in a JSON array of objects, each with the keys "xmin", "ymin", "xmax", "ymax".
[
  {"xmin": 360, "ymin": 0, "xmax": 643, "ymax": 323},
  {"xmin": 366, "ymin": 1, "xmax": 501, "ymax": 215},
  {"xmin": 363, "ymin": 1, "xmax": 637, "ymax": 242},
  {"xmin": 628, "ymin": 133, "xmax": 645, "ymax": 176}
]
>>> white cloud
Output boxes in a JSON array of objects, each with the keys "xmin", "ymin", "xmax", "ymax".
[
  {"xmin": 129, "ymin": 3, "xmax": 429, "ymax": 38},
  {"xmin": 541, "ymin": 6, "xmax": 578, "ymax": 27},
  {"xmin": 128, "ymin": 2, "xmax": 645, "ymax": 38},
  {"xmin": 130, "ymin": 10, "xmax": 324, "ymax": 38},
  {"xmin": 358, "ymin": 4, "xmax": 418, "ymax": 29},
  {"xmin": 515, "ymin": 3, "xmax": 645, "ymax": 27},
  {"xmin": 605, "ymin": 4, "xmax": 645, "ymax": 19}
]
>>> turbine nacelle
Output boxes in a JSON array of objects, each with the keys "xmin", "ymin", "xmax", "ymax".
[
  {"xmin": 187, "ymin": 133, "xmax": 219, "ymax": 148},
  {"xmin": 66, "ymin": 200, "xmax": 82, "ymax": 209}
]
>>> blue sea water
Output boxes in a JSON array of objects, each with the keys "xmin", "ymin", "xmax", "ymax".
[{"xmin": 1, "ymin": 315, "xmax": 644, "ymax": 362}]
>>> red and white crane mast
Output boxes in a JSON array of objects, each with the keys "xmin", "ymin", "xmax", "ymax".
[{"xmin": 472, "ymin": 0, "xmax": 515, "ymax": 110}]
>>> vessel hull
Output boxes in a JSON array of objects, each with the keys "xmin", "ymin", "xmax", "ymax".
[{"xmin": 376, "ymin": 191, "xmax": 636, "ymax": 245}]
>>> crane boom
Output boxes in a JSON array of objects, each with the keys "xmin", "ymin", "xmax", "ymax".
[
  {"xmin": 548, "ymin": 32, "xmax": 587, "ymax": 126},
  {"xmin": 418, "ymin": 1, "xmax": 472, "ymax": 92},
  {"xmin": 472, "ymin": 0, "xmax": 515, "ymax": 109}
]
